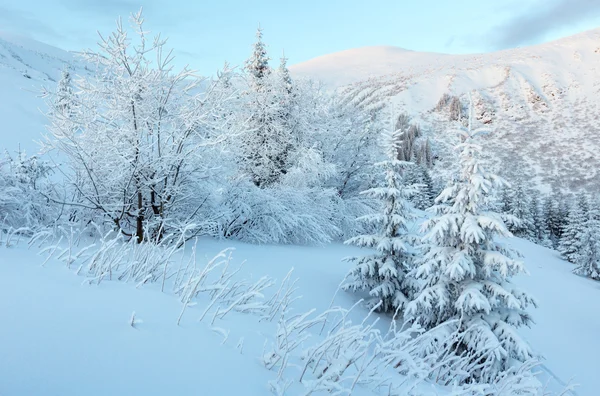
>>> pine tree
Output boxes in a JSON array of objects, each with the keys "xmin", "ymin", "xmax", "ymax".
[
  {"xmin": 405, "ymin": 164, "xmax": 434, "ymax": 210},
  {"xmin": 509, "ymin": 183, "xmax": 535, "ymax": 240},
  {"xmin": 55, "ymin": 68, "xmax": 75, "ymax": 117},
  {"xmin": 343, "ymin": 126, "xmax": 418, "ymax": 313},
  {"xmin": 406, "ymin": 100, "xmax": 536, "ymax": 382},
  {"xmin": 544, "ymin": 189, "xmax": 567, "ymax": 248},
  {"xmin": 574, "ymin": 213, "xmax": 600, "ymax": 280},
  {"xmin": 240, "ymin": 27, "xmax": 292, "ymax": 188},
  {"xmin": 244, "ymin": 26, "xmax": 270, "ymax": 91},
  {"xmin": 500, "ymin": 185, "xmax": 513, "ymax": 215},
  {"xmin": 559, "ymin": 197, "xmax": 587, "ymax": 263},
  {"xmin": 530, "ymin": 194, "xmax": 552, "ymax": 247},
  {"xmin": 278, "ymin": 51, "xmax": 292, "ymax": 95}
]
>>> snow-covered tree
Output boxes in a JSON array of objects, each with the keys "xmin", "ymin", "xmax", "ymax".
[
  {"xmin": 43, "ymin": 11, "xmax": 228, "ymax": 242},
  {"xmin": 244, "ymin": 26, "xmax": 270, "ymax": 91},
  {"xmin": 55, "ymin": 68, "xmax": 75, "ymax": 116},
  {"xmin": 278, "ymin": 51, "xmax": 292, "ymax": 95},
  {"xmin": 406, "ymin": 99, "xmax": 536, "ymax": 382},
  {"xmin": 238, "ymin": 28, "xmax": 295, "ymax": 188},
  {"xmin": 543, "ymin": 190, "xmax": 568, "ymax": 248},
  {"xmin": 573, "ymin": 214, "xmax": 600, "ymax": 280},
  {"xmin": 499, "ymin": 186, "xmax": 513, "ymax": 215},
  {"xmin": 508, "ymin": 183, "xmax": 534, "ymax": 240},
  {"xmin": 530, "ymin": 194, "xmax": 552, "ymax": 247},
  {"xmin": 343, "ymin": 126, "xmax": 419, "ymax": 313},
  {"xmin": 559, "ymin": 197, "xmax": 588, "ymax": 263},
  {"xmin": 405, "ymin": 164, "xmax": 434, "ymax": 210}
]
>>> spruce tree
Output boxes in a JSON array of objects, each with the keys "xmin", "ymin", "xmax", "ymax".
[
  {"xmin": 343, "ymin": 126, "xmax": 418, "ymax": 313},
  {"xmin": 573, "ymin": 215, "xmax": 600, "ymax": 280},
  {"xmin": 244, "ymin": 26, "xmax": 270, "ymax": 91},
  {"xmin": 509, "ymin": 183, "xmax": 535, "ymax": 240},
  {"xmin": 278, "ymin": 51, "xmax": 293, "ymax": 95},
  {"xmin": 530, "ymin": 194, "xmax": 552, "ymax": 247},
  {"xmin": 559, "ymin": 198, "xmax": 587, "ymax": 263},
  {"xmin": 240, "ymin": 27, "xmax": 292, "ymax": 188},
  {"xmin": 55, "ymin": 68, "xmax": 75, "ymax": 118},
  {"xmin": 406, "ymin": 103, "xmax": 536, "ymax": 382}
]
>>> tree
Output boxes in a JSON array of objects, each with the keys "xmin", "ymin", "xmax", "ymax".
[
  {"xmin": 244, "ymin": 25, "xmax": 270, "ymax": 91},
  {"xmin": 405, "ymin": 164, "xmax": 434, "ymax": 211},
  {"xmin": 343, "ymin": 125, "xmax": 419, "ymax": 313},
  {"xmin": 530, "ymin": 194, "xmax": 552, "ymax": 247},
  {"xmin": 55, "ymin": 68, "xmax": 75, "ymax": 117},
  {"xmin": 405, "ymin": 99, "xmax": 536, "ymax": 382},
  {"xmin": 544, "ymin": 190, "xmax": 567, "ymax": 248},
  {"xmin": 558, "ymin": 197, "xmax": 587, "ymax": 263},
  {"xmin": 239, "ymin": 27, "xmax": 292, "ymax": 188},
  {"xmin": 509, "ymin": 183, "xmax": 534, "ymax": 240},
  {"xmin": 573, "ymin": 215, "xmax": 600, "ymax": 280},
  {"xmin": 44, "ymin": 11, "xmax": 227, "ymax": 242},
  {"xmin": 278, "ymin": 51, "xmax": 292, "ymax": 95}
]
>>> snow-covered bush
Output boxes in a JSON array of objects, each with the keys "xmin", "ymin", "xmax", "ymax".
[{"xmin": 0, "ymin": 150, "xmax": 53, "ymax": 233}]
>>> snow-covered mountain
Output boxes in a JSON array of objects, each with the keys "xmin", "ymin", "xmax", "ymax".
[
  {"xmin": 291, "ymin": 28, "xmax": 600, "ymax": 193},
  {"xmin": 0, "ymin": 32, "xmax": 87, "ymax": 155}
]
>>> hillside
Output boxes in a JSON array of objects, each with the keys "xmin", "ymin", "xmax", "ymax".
[
  {"xmin": 291, "ymin": 28, "xmax": 600, "ymax": 193},
  {"xmin": 0, "ymin": 32, "xmax": 86, "ymax": 155}
]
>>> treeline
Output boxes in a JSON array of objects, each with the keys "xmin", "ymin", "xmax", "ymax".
[{"xmin": 498, "ymin": 184, "xmax": 600, "ymax": 280}]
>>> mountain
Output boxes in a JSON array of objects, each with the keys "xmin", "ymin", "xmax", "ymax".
[
  {"xmin": 0, "ymin": 32, "xmax": 87, "ymax": 155},
  {"xmin": 291, "ymin": 28, "xmax": 600, "ymax": 193}
]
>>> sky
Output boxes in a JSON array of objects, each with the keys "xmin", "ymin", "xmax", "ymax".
[{"xmin": 1, "ymin": 0, "xmax": 600, "ymax": 76}]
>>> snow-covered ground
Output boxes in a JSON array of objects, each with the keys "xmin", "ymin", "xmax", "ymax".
[
  {"xmin": 0, "ymin": 236, "xmax": 596, "ymax": 395},
  {"xmin": 0, "ymin": 27, "xmax": 598, "ymax": 396}
]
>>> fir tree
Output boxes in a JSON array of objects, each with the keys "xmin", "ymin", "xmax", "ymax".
[
  {"xmin": 405, "ymin": 164, "xmax": 434, "ymax": 210},
  {"xmin": 530, "ymin": 194, "xmax": 552, "ymax": 247},
  {"xmin": 509, "ymin": 183, "xmax": 534, "ymax": 240},
  {"xmin": 573, "ymin": 212, "xmax": 600, "ymax": 280},
  {"xmin": 559, "ymin": 197, "xmax": 587, "ymax": 263},
  {"xmin": 406, "ymin": 100, "xmax": 536, "ymax": 382},
  {"xmin": 278, "ymin": 51, "xmax": 293, "ymax": 95},
  {"xmin": 244, "ymin": 26, "xmax": 271, "ymax": 91},
  {"xmin": 544, "ymin": 189, "xmax": 568, "ymax": 248},
  {"xmin": 55, "ymin": 68, "xmax": 75, "ymax": 117},
  {"xmin": 240, "ymin": 27, "xmax": 292, "ymax": 188},
  {"xmin": 343, "ymin": 126, "xmax": 418, "ymax": 313}
]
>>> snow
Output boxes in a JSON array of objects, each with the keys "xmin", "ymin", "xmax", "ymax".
[
  {"xmin": 290, "ymin": 27, "xmax": 600, "ymax": 193},
  {"xmin": 0, "ymin": 25, "xmax": 598, "ymax": 396},
  {"xmin": 0, "ymin": 234, "xmax": 595, "ymax": 395},
  {"xmin": 511, "ymin": 237, "xmax": 600, "ymax": 396},
  {"xmin": 0, "ymin": 31, "xmax": 86, "ymax": 155}
]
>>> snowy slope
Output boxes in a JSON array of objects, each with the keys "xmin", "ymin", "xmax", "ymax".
[
  {"xmin": 291, "ymin": 28, "xmax": 600, "ymax": 193},
  {"xmin": 0, "ymin": 238, "xmax": 441, "ymax": 396},
  {"xmin": 0, "ymin": 236, "xmax": 593, "ymax": 395},
  {"xmin": 510, "ymin": 238, "xmax": 598, "ymax": 396},
  {"xmin": 0, "ymin": 32, "xmax": 85, "ymax": 155}
]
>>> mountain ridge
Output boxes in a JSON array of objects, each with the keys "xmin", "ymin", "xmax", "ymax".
[{"xmin": 291, "ymin": 27, "xmax": 600, "ymax": 193}]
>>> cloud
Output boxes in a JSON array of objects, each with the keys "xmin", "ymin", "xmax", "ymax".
[{"xmin": 486, "ymin": 0, "xmax": 600, "ymax": 49}]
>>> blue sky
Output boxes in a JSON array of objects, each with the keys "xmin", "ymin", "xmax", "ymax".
[{"xmin": 1, "ymin": 0, "xmax": 600, "ymax": 76}]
